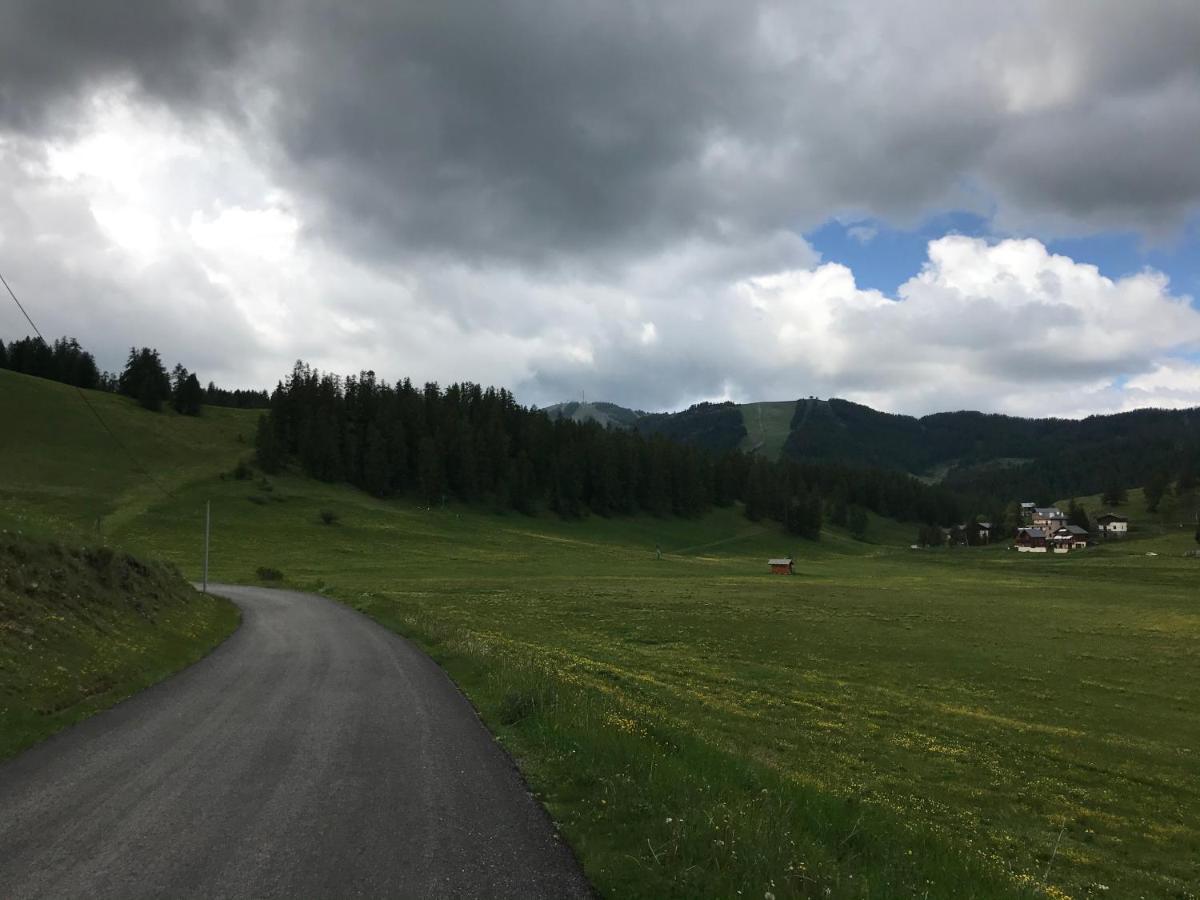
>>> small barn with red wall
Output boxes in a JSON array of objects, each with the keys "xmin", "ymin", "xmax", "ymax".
[{"xmin": 768, "ymin": 557, "xmax": 794, "ymax": 575}]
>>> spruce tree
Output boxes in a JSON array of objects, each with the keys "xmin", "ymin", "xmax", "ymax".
[
  {"xmin": 1101, "ymin": 481, "xmax": 1127, "ymax": 507},
  {"xmin": 1144, "ymin": 470, "xmax": 1169, "ymax": 512},
  {"xmin": 120, "ymin": 347, "xmax": 171, "ymax": 411},
  {"xmin": 418, "ymin": 436, "xmax": 444, "ymax": 506},
  {"xmin": 255, "ymin": 414, "xmax": 284, "ymax": 474},
  {"xmin": 1067, "ymin": 499, "xmax": 1091, "ymax": 532},
  {"xmin": 362, "ymin": 424, "xmax": 389, "ymax": 497},
  {"xmin": 848, "ymin": 505, "xmax": 868, "ymax": 541}
]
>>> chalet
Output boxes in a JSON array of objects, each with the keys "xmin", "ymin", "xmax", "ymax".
[
  {"xmin": 977, "ymin": 521, "xmax": 993, "ymax": 543},
  {"xmin": 768, "ymin": 557, "xmax": 794, "ymax": 575},
  {"xmin": 1032, "ymin": 507, "xmax": 1068, "ymax": 531},
  {"xmin": 1051, "ymin": 525, "xmax": 1090, "ymax": 552},
  {"xmin": 1020, "ymin": 502, "xmax": 1036, "ymax": 523},
  {"xmin": 1015, "ymin": 527, "xmax": 1047, "ymax": 552},
  {"xmin": 1095, "ymin": 513, "xmax": 1129, "ymax": 536}
]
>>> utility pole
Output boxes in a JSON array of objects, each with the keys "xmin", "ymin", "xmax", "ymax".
[{"xmin": 203, "ymin": 501, "xmax": 211, "ymax": 594}]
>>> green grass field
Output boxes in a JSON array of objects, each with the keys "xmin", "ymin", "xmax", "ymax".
[{"xmin": 2, "ymin": 371, "xmax": 1198, "ymax": 898}]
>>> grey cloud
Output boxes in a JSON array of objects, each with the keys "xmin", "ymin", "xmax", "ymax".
[
  {"xmin": 0, "ymin": 1, "xmax": 269, "ymax": 133},
  {"xmin": 5, "ymin": 1, "xmax": 1200, "ymax": 267}
]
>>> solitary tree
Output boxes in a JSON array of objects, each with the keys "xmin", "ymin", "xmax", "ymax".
[
  {"xmin": 171, "ymin": 366, "xmax": 203, "ymax": 416},
  {"xmin": 254, "ymin": 414, "xmax": 284, "ymax": 474},
  {"xmin": 1067, "ymin": 499, "xmax": 1091, "ymax": 533},
  {"xmin": 1101, "ymin": 481, "xmax": 1127, "ymax": 507},
  {"xmin": 1178, "ymin": 462, "xmax": 1197, "ymax": 496},
  {"xmin": 848, "ymin": 505, "xmax": 868, "ymax": 541},
  {"xmin": 119, "ymin": 347, "xmax": 171, "ymax": 412},
  {"xmin": 1144, "ymin": 470, "xmax": 1170, "ymax": 513}
]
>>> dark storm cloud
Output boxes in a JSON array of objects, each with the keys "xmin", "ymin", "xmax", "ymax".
[
  {"xmin": 6, "ymin": 1, "xmax": 1200, "ymax": 264},
  {"xmin": 0, "ymin": 0, "xmax": 269, "ymax": 132}
]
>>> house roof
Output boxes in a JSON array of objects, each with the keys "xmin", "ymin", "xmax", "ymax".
[
  {"xmin": 1017, "ymin": 527, "xmax": 1046, "ymax": 538},
  {"xmin": 1096, "ymin": 513, "xmax": 1128, "ymax": 522},
  {"xmin": 1020, "ymin": 502, "xmax": 1036, "ymax": 508},
  {"xmin": 1056, "ymin": 525, "xmax": 1089, "ymax": 535},
  {"xmin": 978, "ymin": 522, "xmax": 993, "ymax": 529},
  {"xmin": 1033, "ymin": 507, "xmax": 1065, "ymax": 517},
  {"xmin": 767, "ymin": 558, "xmax": 793, "ymax": 566}
]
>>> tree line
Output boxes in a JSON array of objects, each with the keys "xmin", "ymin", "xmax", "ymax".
[
  {"xmin": 255, "ymin": 362, "xmax": 969, "ymax": 535},
  {"xmin": 0, "ymin": 335, "xmax": 269, "ymax": 413}
]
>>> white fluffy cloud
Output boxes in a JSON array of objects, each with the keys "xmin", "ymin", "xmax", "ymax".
[{"xmin": 731, "ymin": 237, "xmax": 1200, "ymax": 416}]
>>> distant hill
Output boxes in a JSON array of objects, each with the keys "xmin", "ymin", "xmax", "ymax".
[
  {"xmin": 540, "ymin": 400, "xmax": 645, "ymax": 429},
  {"xmin": 621, "ymin": 394, "xmax": 1200, "ymax": 504}
]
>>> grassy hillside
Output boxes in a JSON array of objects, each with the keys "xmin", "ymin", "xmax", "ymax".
[
  {"xmin": 738, "ymin": 400, "xmax": 798, "ymax": 458},
  {"xmin": 3, "ymin": 370, "xmax": 1199, "ymax": 897},
  {"xmin": 0, "ymin": 368, "xmax": 258, "ymax": 539},
  {"xmin": 0, "ymin": 533, "xmax": 238, "ymax": 760},
  {"xmin": 1059, "ymin": 485, "xmax": 1200, "ymax": 543}
]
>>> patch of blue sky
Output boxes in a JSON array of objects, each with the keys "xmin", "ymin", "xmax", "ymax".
[{"xmin": 807, "ymin": 212, "xmax": 1200, "ymax": 306}]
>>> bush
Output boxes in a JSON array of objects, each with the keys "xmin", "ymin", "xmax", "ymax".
[
  {"xmin": 232, "ymin": 460, "xmax": 253, "ymax": 481},
  {"xmin": 255, "ymin": 566, "xmax": 283, "ymax": 581},
  {"xmin": 318, "ymin": 509, "xmax": 339, "ymax": 526}
]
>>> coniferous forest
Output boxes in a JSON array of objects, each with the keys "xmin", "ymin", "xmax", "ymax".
[
  {"xmin": 255, "ymin": 362, "xmax": 967, "ymax": 535},
  {"xmin": 0, "ymin": 335, "xmax": 269, "ymax": 411}
]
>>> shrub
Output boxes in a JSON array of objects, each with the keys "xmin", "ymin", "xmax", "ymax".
[
  {"xmin": 255, "ymin": 566, "xmax": 283, "ymax": 581},
  {"xmin": 232, "ymin": 460, "xmax": 253, "ymax": 481},
  {"xmin": 318, "ymin": 509, "xmax": 339, "ymax": 526}
]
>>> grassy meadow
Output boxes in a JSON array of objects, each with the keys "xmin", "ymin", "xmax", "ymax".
[{"xmin": 2, "ymin": 371, "xmax": 1198, "ymax": 898}]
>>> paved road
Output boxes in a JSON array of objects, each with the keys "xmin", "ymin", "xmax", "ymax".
[{"xmin": 0, "ymin": 585, "xmax": 592, "ymax": 899}]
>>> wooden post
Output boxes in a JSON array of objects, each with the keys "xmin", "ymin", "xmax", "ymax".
[{"xmin": 203, "ymin": 501, "xmax": 210, "ymax": 594}]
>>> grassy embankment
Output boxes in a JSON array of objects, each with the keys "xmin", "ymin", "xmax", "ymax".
[
  {"xmin": 2, "ymin": 368, "xmax": 1198, "ymax": 897},
  {"xmin": 0, "ymin": 533, "xmax": 239, "ymax": 760}
]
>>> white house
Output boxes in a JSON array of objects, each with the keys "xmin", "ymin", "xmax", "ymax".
[
  {"xmin": 1032, "ymin": 507, "xmax": 1068, "ymax": 531},
  {"xmin": 1095, "ymin": 513, "xmax": 1129, "ymax": 536}
]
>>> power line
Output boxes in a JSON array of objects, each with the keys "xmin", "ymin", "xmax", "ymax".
[{"xmin": 1, "ymin": 267, "xmax": 175, "ymax": 500}]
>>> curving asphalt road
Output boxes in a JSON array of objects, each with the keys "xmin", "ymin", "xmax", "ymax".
[{"xmin": 0, "ymin": 585, "xmax": 592, "ymax": 899}]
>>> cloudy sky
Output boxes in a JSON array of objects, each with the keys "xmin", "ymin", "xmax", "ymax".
[{"xmin": 2, "ymin": 1, "xmax": 1200, "ymax": 417}]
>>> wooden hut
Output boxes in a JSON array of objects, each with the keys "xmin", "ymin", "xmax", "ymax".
[{"xmin": 768, "ymin": 557, "xmax": 794, "ymax": 575}]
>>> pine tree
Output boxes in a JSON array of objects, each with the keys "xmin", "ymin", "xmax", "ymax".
[
  {"xmin": 418, "ymin": 436, "xmax": 444, "ymax": 506},
  {"xmin": 362, "ymin": 424, "xmax": 389, "ymax": 497},
  {"xmin": 1177, "ymin": 461, "xmax": 1197, "ymax": 496},
  {"xmin": 120, "ymin": 347, "xmax": 171, "ymax": 411},
  {"xmin": 1067, "ymin": 499, "xmax": 1091, "ymax": 532},
  {"xmin": 0, "ymin": 338, "xmax": 6, "ymax": 369},
  {"xmin": 848, "ymin": 505, "xmax": 868, "ymax": 541},
  {"xmin": 1143, "ymin": 470, "xmax": 1169, "ymax": 512},
  {"xmin": 1101, "ymin": 481, "xmax": 1127, "ymax": 507},
  {"xmin": 254, "ymin": 414, "xmax": 284, "ymax": 474}
]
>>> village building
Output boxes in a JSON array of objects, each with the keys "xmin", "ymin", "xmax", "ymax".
[
  {"xmin": 1051, "ymin": 525, "xmax": 1090, "ymax": 552},
  {"xmin": 1031, "ymin": 507, "xmax": 1068, "ymax": 531},
  {"xmin": 767, "ymin": 557, "xmax": 794, "ymax": 575},
  {"xmin": 1020, "ymin": 501, "xmax": 1036, "ymax": 523},
  {"xmin": 1095, "ymin": 513, "xmax": 1129, "ymax": 536},
  {"xmin": 1015, "ymin": 527, "xmax": 1047, "ymax": 552}
]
